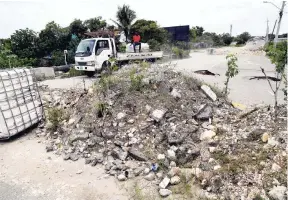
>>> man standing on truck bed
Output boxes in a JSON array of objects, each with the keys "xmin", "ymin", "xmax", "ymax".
[{"xmin": 132, "ymin": 32, "xmax": 141, "ymax": 53}]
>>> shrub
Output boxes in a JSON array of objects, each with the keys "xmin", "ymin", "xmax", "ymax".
[
  {"xmin": 147, "ymin": 39, "xmax": 161, "ymax": 51},
  {"xmin": 47, "ymin": 107, "xmax": 64, "ymax": 131},
  {"xmin": 172, "ymin": 47, "xmax": 190, "ymax": 59},
  {"xmin": 224, "ymin": 54, "xmax": 239, "ymax": 95},
  {"xmin": 235, "ymin": 32, "xmax": 251, "ymax": 45},
  {"xmin": 94, "ymin": 102, "xmax": 108, "ymax": 118},
  {"xmin": 68, "ymin": 67, "xmax": 84, "ymax": 77},
  {"xmin": 129, "ymin": 68, "xmax": 144, "ymax": 91},
  {"xmin": 119, "ymin": 43, "xmax": 126, "ymax": 53}
]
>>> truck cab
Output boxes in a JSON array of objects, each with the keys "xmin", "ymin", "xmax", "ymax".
[
  {"xmin": 74, "ymin": 37, "xmax": 163, "ymax": 77},
  {"xmin": 74, "ymin": 38, "xmax": 116, "ymax": 77}
]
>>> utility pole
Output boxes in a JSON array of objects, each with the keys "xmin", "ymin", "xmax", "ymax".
[
  {"xmin": 230, "ymin": 24, "xmax": 233, "ymax": 36},
  {"xmin": 274, "ymin": 1, "xmax": 286, "ymax": 47},
  {"xmin": 265, "ymin": 19, "xmax": 269, "ymax": 43}
]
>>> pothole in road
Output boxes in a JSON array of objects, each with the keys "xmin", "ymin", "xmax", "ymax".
[
  {"xmin": 194, "ymin": 70, "xmax": 220, "ymax": 76},
  {"xmin": 249, "ymin": 76, "xmax": 281, "ymax": 82}
]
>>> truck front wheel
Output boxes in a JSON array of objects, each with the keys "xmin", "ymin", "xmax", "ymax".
[{"xmin": 85, "ymin": 71, "xmax": 95, "ymax": 77}]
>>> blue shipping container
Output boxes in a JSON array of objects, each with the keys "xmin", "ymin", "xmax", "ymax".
[{"xmin": 163, "ymin": 25, "xmax": 190, "ymax": 42}]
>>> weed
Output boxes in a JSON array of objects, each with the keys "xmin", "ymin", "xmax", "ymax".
[
  {"xmin": 47, "ymin": 107, "xmax": 64, "ymax": 131},
  {"xmin": 67, "ymin": 67, "xmax": 84, "ymax": 77},
  {"xmin": 224, "ymin": 54, "xmax": 239, "ymax": 95},
  {"xmin": 172, "ymin": 47, "xmax": 190, "ymax": 59},
  {"xmin": 129, "ymin": 68, "xmax": 144, "ymax": 91},
  {"xmin": 94, "ymin": 102, "xmax": 108, "ymax": 118},
  {"xmin": 98, "ymin": 75, "xmax": 118, "ymax": 93}
]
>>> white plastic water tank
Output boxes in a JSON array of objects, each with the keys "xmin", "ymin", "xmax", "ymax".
[
  {"xmin": 0, "ymin": 68, "xmax": 43, "ymax": 139},
  {"xmin": 125, "ymin": 43, "xmax": 150, "ymax": 53}
]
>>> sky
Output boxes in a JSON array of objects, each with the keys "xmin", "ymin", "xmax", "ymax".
[{"xmin": 0, "ymin": 0, "xmax": 287, "ymax": 38}]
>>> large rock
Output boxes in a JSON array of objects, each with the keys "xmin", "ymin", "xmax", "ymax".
[
  {"xmin": 69, "ymin": 132, "xmax": 89, "ymax": 143},
  {"xmin": 167, "ymin": 149, "xmax": 176, "ymax": 161},
  {"xmin": 201, "ymin": 85, "xmax": 217, "ymax": 101},
  {"xmin": 151, "ymin": 109, "xmax": 166, "ymax": 122},
  {"xmin": 117, "ymin": 112, "xmax": 126, "ymax": 120},
  {"xmin": 144, "ymin": 172, "xmax": 155, "ymax": 181},
  {"xmin": 128, "ymin": 148, "xmax": 148, "ymax": 161},
  {"xmin": 195, "ymin": 104, "xmax": 213, "ymax": 120},
  {"xmin": 170, "ymin": 88, "xmax": 181, "ymax": 99},
  {"xmin": 159, "ymin": 177, "xmax": 170, "ymax": 189},
  {"xmin": 170, "ymin": 176, "xmax": 181, "ymax": 185},
  {"xmin": 200, "ymin": 130, "xmax": 216, "ymax": 141},
  {"xmin": 159, "ymin": 189, "xmax": 172, "ymax": 197},
  {"xmin": 117, "ymin": 174, "xmax": 127, "ymax": 181},
  {"xmin": 268, "ymin": 186, "xmax": 286, "ymax": 200},
  {"xmin": 111, "ymin": 147, "xmax": 128, "ymax": 161}
]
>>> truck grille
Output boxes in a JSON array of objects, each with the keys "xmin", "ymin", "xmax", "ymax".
[{"xmin": 78, "ymin": 62, "xmax": 87, "ymax": 66}]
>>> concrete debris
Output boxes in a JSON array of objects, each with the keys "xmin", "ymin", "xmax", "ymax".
[
  {"xmin": 159, "ymin": 189, "xmax": 172, "ymax": 197},
  {"xmin": 39, "ymin": 64, "xmax": 286, "ymax": 199},
  {"xmin": 157, "ymin": 154, "xmax": 166, "ymax": 161},
  {"xmin": 117, "ymin": 174, "xmax": 127, "ymax": 181},
  {"xmin": 159, "ymin": 177, "xmax": 170, "ymax": 189},
  {"xmin": 268, "ymin": 186, "xmax": 287, "ymax": 200},
  {"xmin": 195, "ymin": 104, "xmax": 213, "ymax": 120},
  {"xmin": 128, "ymin": 148, "xmax": 147, "ymax": 161},
  {"xmin": 170, "ymin": 88, "xmax": 181, "ymax": 99},
  {"xmin": 151, "ymin": 109, "xmax": 166, "ymax": 122},
  {"xmin": 170, "ymin": 176, "xmax": 181, "ymax": 185},
  {"xmin": 200, "ymin": 130, "xmax": 216, "ymax": 140},
  {"xmin": 201, "ymin": 85, "xmax": 217, "ymax": 101},
  {"xmin": 167, "ymin": 149, "xmax": 176, "ymax": 161},
  {"xmin": 144, "ymin": 172, "xmax": 155, "ymax": 181}
]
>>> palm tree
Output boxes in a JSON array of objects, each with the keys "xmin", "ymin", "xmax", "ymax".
[{"xmin": 112, "ymin": 4, "xmax": 136, "ymax": 42}]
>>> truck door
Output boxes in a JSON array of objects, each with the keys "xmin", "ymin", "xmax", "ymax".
[{"xmin": 95, "ymin": 39, "xmax": 112, "ymax": 69}]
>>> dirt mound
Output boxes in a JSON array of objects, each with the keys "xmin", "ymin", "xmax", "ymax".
[{"xmin": 39, "ymin": 63, "xmax": 287, "ymax": 199}]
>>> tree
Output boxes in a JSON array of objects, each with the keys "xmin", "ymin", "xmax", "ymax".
[
  {"xmin": 37, "ymin": 21, "xmax": 69, "ymax": 57},
  {"xmin": 193, "ymin": 26, "xmax": 205, "ymax": 37},
  {"xmin": 69, "ymin": 19, "xmax": 87, "ymax": 38},
  {"xmin": 224, "ymin": 54, "xmax": 239, "ymax": 95},
  {"xmin": 262, "ymin": 41, "xmax": 287, "ymax": 119},
  {"xmin": 221, "ymin": 33, "xmax": 233, "ymax": 46},
  {"xmin": 131, "ymin": 19, "xmax": 168, "ymax": 44},
  {"xmin": 112, "ymin": 4, "xmax": 136, "ymax": 42},
  {"xmin": 84, "ymin": 17, "xmax": 107, "ymax": 32},
  {"xmin": 235, "ymin": 32, "xmax": 251, "ymax": 45},
  {"xmin": 10, "ymin": 28, "xmax": 37, "ymax": 58}
]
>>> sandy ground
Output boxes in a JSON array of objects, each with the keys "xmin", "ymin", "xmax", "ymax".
[
  {"xmin": 0, "ymin": 134, "xmax": 128, "ymax": 200},
  {"xmin": 1, "ymin": 42, "xmax": 284, "ymax": 200}
]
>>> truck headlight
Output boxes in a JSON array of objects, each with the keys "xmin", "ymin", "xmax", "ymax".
[{"xmin": 86, "ymin": 61, "xmax": 95, "ymax": 66}]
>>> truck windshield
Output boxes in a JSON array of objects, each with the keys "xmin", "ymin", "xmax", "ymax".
[{"xmin": 75, "ymin": 39, "xmax": 96, "ymax": 57}]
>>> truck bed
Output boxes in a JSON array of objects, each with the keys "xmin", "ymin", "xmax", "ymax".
[{"xmin": 116, "ymin": 51, "xmax": 163, "ymax": 61}]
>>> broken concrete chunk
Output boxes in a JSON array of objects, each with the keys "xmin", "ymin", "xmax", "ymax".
[
  {"xmin": 170, "ymin": 176, "xmax": 181, "ymax": 185},
  {"xmin": 151, "ymin": 109, "xmax": 166, "ymax": 122},
  {"xmin": 159, "ymin": 177, "xmax": 170, "ymax": 189},
  {"xmin": 159, "ymin": 189, "xmax": 172, "ymax": 197},
  {"xmin": 117, "ymin": 112, "xmax": 126, "ymax": 120},
  {"xmin": 128, "ymin": 148, "xmax": 148, "ymax": 161},
  {"xmin": 111, "ymin": 147, "xmax": 128, "ymax": 161},
  {"xmin": 117, "ymin": 174, "xmax": 127, "ymax": 181},
  {"xmin": 268, "ymin": 186, "xmax": 287, "ymax": 200},
  {"xmin": 195, "ymin": 104, "xmax": 213, "ymax": 120},
  {"xmin": 170, "ymin": 88, "xmax": 181, "ymax": 99},
  {"xmin": 144, "ymin": 172, "xmax": 156, "ymax": 181},
  {"xmin": 157, "ymin": 154, "xmax": 166, "ymax": 161},
  {"xmin": 200, "ymin": 130, "xmax": 216, "ymax": 140},
  {"xmin": 201, "ymin": 85, "xmax": 217, "ymax": 101},
  {"xmin": 167, "ymin": 149, "xmax": 176, "ymax": 161}
]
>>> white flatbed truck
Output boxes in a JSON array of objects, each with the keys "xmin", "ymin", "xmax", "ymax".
[{"xmin": 74, "ymin": 38, "xmax": 163, "ymax": 77}]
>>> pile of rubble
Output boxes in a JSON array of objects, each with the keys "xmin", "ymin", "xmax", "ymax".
[{"xmin": 39, "ymin": 63, "xmax": 287, "ymax": 200}]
